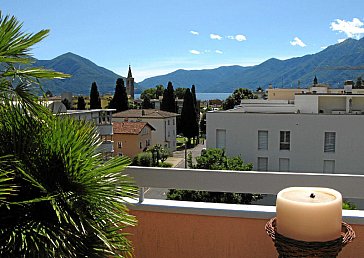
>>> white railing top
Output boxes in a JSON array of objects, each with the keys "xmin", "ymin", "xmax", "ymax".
[
  {"xmin": 125, "ymin": 166, "xmax": 364, "ymax": 199},
  {"xmin": 125, "ymin": 166, "xmax": 364, "ymax": 224}
]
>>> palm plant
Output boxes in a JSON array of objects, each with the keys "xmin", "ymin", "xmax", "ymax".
[{"xmin": 0, "ymin": 12, "xmax": 138, "ymax": 257}]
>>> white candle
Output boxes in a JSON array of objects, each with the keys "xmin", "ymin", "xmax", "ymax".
[{"xmin": 276, "ymin": 187, "xmax": 342, "ymax": 242}]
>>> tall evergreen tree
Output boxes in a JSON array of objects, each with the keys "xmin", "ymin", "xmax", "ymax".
[
  {"xmin": 142, "ymin": 95, "xmax": 153, "ymax": 109},
  {"xmin": 191, "ymin": 85, "xmax": 199, "ymax": 143},
  {"xmin": 77, "ymin": 96, "xmax": 86, "ymax": 110},
  {"xmin": 181, "ymin": 88, "xmax": 199, "ymax": 146},
  {"xmin": 89, "ymin": 82, "xmax": 101, "ymax": 109},
  {"xmin": 191, "ymin": 85, "xmax": 197, "ymax": 110},
  {"xmin": 161, "ymin": 81, "xmax": 176, "ymax": 113},
  {"xmin": 109, "ymin": 78, "xmax": 129, "ymax": 112},
  {"xmin": 61, "ymin": 98, "xmax": 71, "ymax": 110}
]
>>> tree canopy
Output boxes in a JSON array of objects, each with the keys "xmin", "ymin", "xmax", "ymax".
[
  {"xmin": 222, "ymin": 88, "xmax": 256, "ymax": 110},
  {"xmin": 167, "ymin": 148, "xmax": 261, "ymax": 204},
  {"xmin": 109, "ymin": 78, "xmax": 129, "ymax": 112},
  {"xmin": 77, "ymin": 96, "xmax": 86, "ymax": 110},
  {"xmin": 89, "ymin": 81, "xmax": 101, "ymax": 109},
  {"xmin": 142, "ymin": 95, "xmax": 153, "ymax": 109},
  {"xmin": 141, "ymin": 84, "xmax": 164, "ymax": 100},
  {"xmin": 180, "ymin": 88, "xmax": 199, "ymax": 145},
  {"xmin": 61, "ymin": 98, "xmax": 71, "ymax": 110},
  {"xmin": 161, "ymin": 81, "xmax": 176, "ymax": 113},
  {"xmin": 175, "ymin": 87, "xmax": 187, "ymax": 99}
]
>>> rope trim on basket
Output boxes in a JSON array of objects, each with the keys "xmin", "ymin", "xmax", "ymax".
[{"xmin": 265, "ymin": 217, "xmax": 355, "ymax": 258}]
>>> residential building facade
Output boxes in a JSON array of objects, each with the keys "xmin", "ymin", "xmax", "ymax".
[
  {"xmin": 113, "ymin": 109, "xmax": 178, "ymax": 152},
  {"xmin": 112, "ymin": 121, "xmax": 155, "ymax": 158},
  {"xmin": 207, "ymin": 88, "xmax": 364, "ymax": 174}
]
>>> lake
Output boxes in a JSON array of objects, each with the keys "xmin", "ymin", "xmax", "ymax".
[{"xmin": 135, "ymin": 92, "xmax": 230, "ymax": 101}]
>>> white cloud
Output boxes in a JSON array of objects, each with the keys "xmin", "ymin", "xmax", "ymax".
[
  {"xmin": 321, "ymin": 46, "xmax": 327, "ymax": 49},
  {"xmin": 290, "ymin": 37, "xmax": 306, "ymax": 47},
  {"xmin": 190, "ymin": 30, "xmax": 199, "ymax": 35},
  {"xmin": 337, "ymin": 38, "xmax": 346, "ymax": 43},
  {"xmin": 210, "ymin": 33, "xmax": 222, "ymax": 40},
  {"xmin": 235, "ymin": 34, "xmax": 247, "ymax": 42},
  {"xmin": 330, "ymin": 18, "xmax": 364, "ymax": 39},
  {"xmin": 215, "ymin": 50, "xmax": 223, "ymax": 54},
  {"xmin": 227, "ymin": 34, "xmax": 247, "ymax": 42},
  {"xmin": 189, "ymin": 50, "xmax": 201, "ymax": 55}
]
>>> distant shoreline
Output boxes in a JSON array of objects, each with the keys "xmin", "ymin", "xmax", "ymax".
[{"xmin": 134, "ymin": 92, "xmax": 230, "ymax": 101}]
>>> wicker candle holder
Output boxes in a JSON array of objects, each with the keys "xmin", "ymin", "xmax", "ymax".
[{"xmin": 265, "ymin": 217, "xmax": 355, "ymax": 258}]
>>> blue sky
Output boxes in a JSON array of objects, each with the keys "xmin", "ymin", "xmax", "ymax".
[{"xmin": 2, "ymin": 0, "xmax": 364, "ymax": 82}]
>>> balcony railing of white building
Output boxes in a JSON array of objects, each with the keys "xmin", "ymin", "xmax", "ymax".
[{"xmin": 124, "ymin": 166, "xmax": 364, "ymax": 257}]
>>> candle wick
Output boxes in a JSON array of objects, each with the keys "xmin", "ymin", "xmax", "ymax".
[{"xmin": 310, "ymin": 193, "xmax": 315, "ymax": 198}]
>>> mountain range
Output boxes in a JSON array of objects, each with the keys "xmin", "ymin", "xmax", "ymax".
[
  {"xmin": 34, "ymin": 38, "xmax": 364, "ymax": 95},
  {"xmin": 34, "ymin": 52, "xmax": 129, "ymax": 95},
  {"xmin": 139, "ymin": 38, "xmax": 364, "ymax": 92}
]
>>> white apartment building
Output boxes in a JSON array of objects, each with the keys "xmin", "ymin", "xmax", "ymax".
[
  {"xmin": 112, "ymin": 109, "xmax": 178, "ymax": 152},
  {"xmin": 207, "ymin": 87, "xmax": 364, "ymax": 174}
]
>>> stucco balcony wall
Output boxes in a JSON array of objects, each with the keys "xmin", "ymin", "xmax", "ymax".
[{"xmin": 124, "ymin": 167, "xmax": 364, "ymax": 258}]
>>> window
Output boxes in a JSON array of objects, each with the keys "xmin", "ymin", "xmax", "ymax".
[
  {"xmin": 279, "ymin": 158, "xmax": 290, "ymax": 172},
  {"xmin": 324, "ymin": 132, "xmax": 336, "ymax": 152},
  {"xmin": 168, "ymin": 120, "xmax": 170, "ymax": 125},
  {"xmin": 280, "ymin": 131, "xmax": 290, "ymax": 150},
  {"xmin": 140, "ymin": 142, "xmax": 142, "ymax": 149},
  {"xmin": 173, "ymin": 119, "xmax": 175, "ymax": 125},
  {"xmin": 117, "ymin": 142, "xmax": 122, "ymax": 148},
  {"xmin": 323, "ymin": 160, "xmax": 335, "ymax": 173},
  {"xmin": 257, "ymin": 157, "xmax": 268, "ymax": 171},
  {"xmin": 258, "ymin": 130, "xmax": 268, "ymax": 150},
  {"xmin": 118, "ymin": 153, "xmax": 123, "ymax": 157},
  {"xmin": 216, "ymin": 129, "xmax": 226, "ymax": 149}
]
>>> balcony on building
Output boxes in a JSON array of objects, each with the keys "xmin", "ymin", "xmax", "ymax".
[{"xmin": 124, "ymin": 166, "xmax": 364, "ymax": 258}]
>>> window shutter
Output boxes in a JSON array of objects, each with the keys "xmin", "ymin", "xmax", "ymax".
[
  {"xmin": 258, "ymin": 131, "xmax": 268, "ymax": 150},
  {"xmin": 324, "ymin": 132, "xmax": 336, "ymax": 152}
]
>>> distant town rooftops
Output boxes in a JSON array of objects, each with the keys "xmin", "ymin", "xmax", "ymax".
[
  {"xmin": 66, "ymin": 109, "xmax": 116, "ymax": 113},
  {"xmin": 113, "ymin": 109, "xmax": 179, "ymax": 118},
  {"xmin": 113, "ymin": 121, "xmax": 155, "ymax": 134}
]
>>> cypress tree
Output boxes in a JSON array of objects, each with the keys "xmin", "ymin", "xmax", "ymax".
[
  {"xmin": 77, "ymin": 96, "xmax": 86, "ymax": 110},
  {"xmin": 181, "ymin": 88, "xmax": 199, "ymax": 146},
  {"xmin": 161, "ymin": 81, "xmax": 176, "ymax": 113},
  {"xmin": 142, "ymin": 95, "xmax": 153, "ymax": 109},
  {"xmin": 89, "ymin": 82, "xmax": 101, "ymax": 109},
  {"xmin": 61, "ymin": 98, "xmax": 71, "ymax": 110},
  {"xmin": 191, "ymin": 85, "xmax": 199, "ymax": 143},
  {"xmin": 109, "ymin": 78, "xmax": 129, "ymax": 112},
  {"xmin": 191, "ymin": 84, "xmax": 197, "ymax": 110}
]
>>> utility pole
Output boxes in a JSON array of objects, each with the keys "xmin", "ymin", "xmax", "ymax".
[{"xmin": 184, "ymin": 138, "xmax": 187, "ymax": 168}]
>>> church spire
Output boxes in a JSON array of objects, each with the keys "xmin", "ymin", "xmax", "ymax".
[
  {"xmin": 126, "ymin": 65, "xmax": 134, "ymax": 99},
  {"xmin": 128, "ymin": 65, "xmax": 132, "ymax": 78}
]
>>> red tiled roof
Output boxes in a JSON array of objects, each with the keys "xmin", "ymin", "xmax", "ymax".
[
  {"xmin": 113, "ymin": 121, "xmax": 155, "ymax": 134},
  {"xmin": 113, "ymin": 109, "xmax": 178, "ymax": 118}
]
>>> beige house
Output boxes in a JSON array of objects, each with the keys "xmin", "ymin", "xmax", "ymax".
[
  {"xmin": 113, "ymin": 121, "xmax": 155, "ymax": 158},
  {"xmin": 113, "ymin": 109, "xmax": 178, "ymax": 151}
]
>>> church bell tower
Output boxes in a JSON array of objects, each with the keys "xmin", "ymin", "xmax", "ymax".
[{"xmin": 126, "ymin": 65, "xmax": 135, "ymax": 99}]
